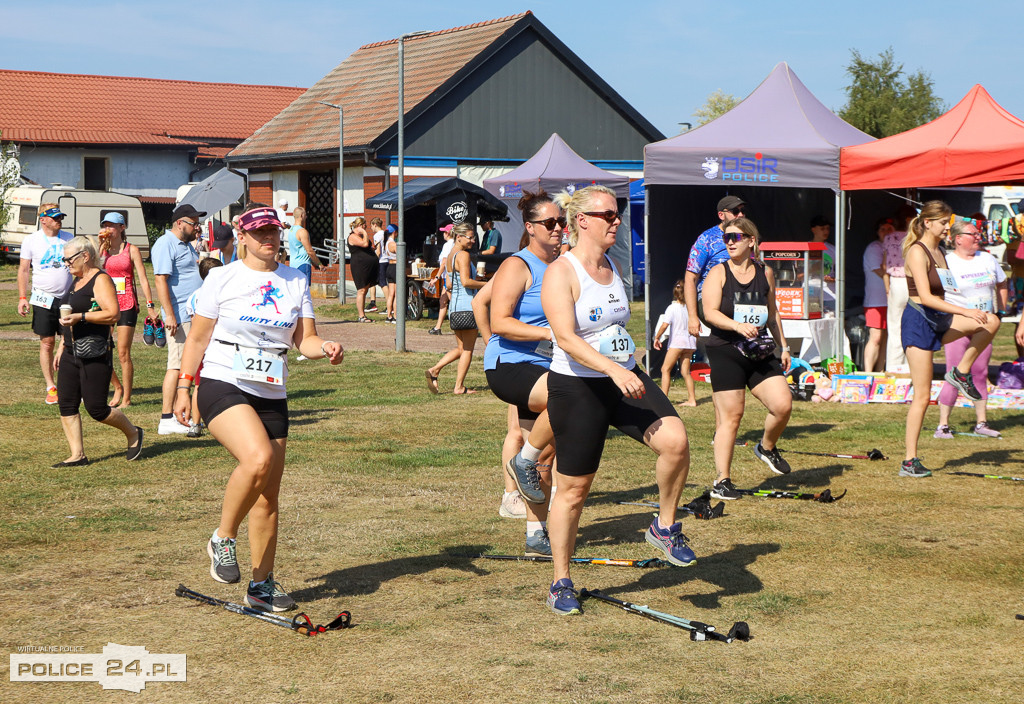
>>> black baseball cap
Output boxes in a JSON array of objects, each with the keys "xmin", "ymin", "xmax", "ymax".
[
  {"xmin": 717, "ymin": 195, "xmax": 746, "ymax": 212},
  {"xmin": 171, "ymin": 204, "xmax": 207, "ymax": 222},
  {"xmin": 211, "ymin": 221, "xmax": 233, "ymax": 249}
]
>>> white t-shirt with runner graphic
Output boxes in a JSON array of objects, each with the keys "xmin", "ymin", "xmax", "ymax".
[
  {"xmin": 194, "ymin": 260, "xmax": 315, "ymax": 399},
  {"xmin": 20, "ymin": 229, "xmax": 73, "ymax": 296},
  {"xmin": 945, "ymin": 251, "xmax": 1005, "ymax": 312}
]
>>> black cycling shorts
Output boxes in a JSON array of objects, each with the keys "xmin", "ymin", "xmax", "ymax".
[
  {"xmin": 117, "ymin": 305, "xmax": 139, "ymax": 328},
  {"xmin": 705, "ymin": 342, "xmax": 784, "ymax": 393},
  {"xmin": 547, "ymin": 367, "xmax": 678, "ymax": 477},
  {"xmin": 485, "ymin": 361, "xmax": 547, "ymax": 422},
  {"xmin": 197, "ymin": 378, "xmax": 289, "ymax": 439}
]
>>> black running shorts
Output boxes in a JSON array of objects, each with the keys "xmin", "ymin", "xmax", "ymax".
[
  {"xmin": 485, "ymin": 361, "xmax": 547, "ymax": 422},
  {"xmin": 547, "ymin": 367, "xmax": 678, "ymax": 477},
  {"xmin": 197, "ymin": 378, "xmax": 289, "ymax": 439}
]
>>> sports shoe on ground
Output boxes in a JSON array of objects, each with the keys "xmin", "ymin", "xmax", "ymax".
[
  {"xmin": 428, "ymin": 328, "xmax": 442, "ymax": 335},
  {"xmin": 154, "ymin": 318, "xmax": 167, "ymax": 348},
  {"xmin": 126, "ymin": 427, "xmax": 144, "ymax": 461},
  {"xmin": 505, "ymin": 452, "xmax": 545, "ymax": 503},
  {"xmin": 944, "ymin": 368, "xmax": 982, "ymax": 401},
  {"xmin": 158, "ymin": 417, "xmax": 190, "ymax": 435},
  {"xmin": 45, "ymin": 386, "xmax": 58, "ymax": 405},
  {"xmin": 974, "ymin": 422, "xmax": 1000, "ymax": 438},
  {"xmin": 933, "ymin": 425, "xmax": 954, "ymax": 440},
  {"xmin": 645, "ymin": 519, "xmax": 696, "ymax": 566},
  {"xmin": 547, "ymin": 578, "xmax": 581, "ymax": 615},
  {"xmin": 499, "ymin": 490, "xmax": 527, "ymax": 519},
  {"xmin": 246, "ymin": 573, "xmax": 296, "ymax": 612},
  {"xmin": 754, "ymin": 442, "xmax": 791, "ymax": 475},
  {"xmin": 186, "ymin": 423, "xmax": 204, "ymax": 438},
  {"xmin": 525, "ymin": 529, "xmax": 551, "ymax": 557},
  {"xmin": 142, "ymin": 317, "xmax": 156, "ymax": 345},
  {"xmin": 711, "ymin": 477, "xmax": 741, "ymax": 500},
  {"xmin": 365, "ymin": 304, "xmax": 378, "ymax": 313},
  {"xmin": 207, "ymin": 537, "xmax": 240, "ymax": 584},
  {"xmin": 899, "ymin": 457, "xmax": 932, "ymax": 478}
]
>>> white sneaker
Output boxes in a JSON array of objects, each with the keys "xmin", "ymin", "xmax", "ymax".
[
  {"xmin": 499, "ymin": 491, "xmax": 527, "ymax": 519},
  {"xmin": 158, "ymin": 417, "xmax": 190, "ymax": 435}
]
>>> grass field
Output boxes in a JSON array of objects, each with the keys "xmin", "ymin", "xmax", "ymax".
[{"xmin": 1, "ymin": 263, "xmax": 1022, "ymax": 704}]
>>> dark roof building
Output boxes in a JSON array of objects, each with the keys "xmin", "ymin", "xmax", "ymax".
[{"xmin": 227, "ymin": 12, "xmax": 662, "ymax": 250}]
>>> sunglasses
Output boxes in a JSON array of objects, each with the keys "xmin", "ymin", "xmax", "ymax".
[
  {"xmin": 724, "ymin": 207, "xmax": 745, "ymax": 216},
  {"xmin": 62, "ymin": 251, "xmax": 86, "ymax": 265},
  {"xmin": 722, "ymin": 232, "xmax": 750, "ymax": 244},
  {"xmin": 530, "ymin": 216, "xmax": 567, "ymax": 230},
  {"xmin": 582, "ymin": 210, "xmax": 620, "ymax": 223}
]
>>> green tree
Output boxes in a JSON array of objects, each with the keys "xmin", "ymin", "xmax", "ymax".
[
  {"xmin": 693, "ymin": 89, "xmax": 739, "ymax": 126},
  {"xmin": 0, "ymin": 131, "xmax": 20, "ymax": 233},
  {"xmin": 839, "ymin": 48, "xmax": 945, "ymax": 138}
]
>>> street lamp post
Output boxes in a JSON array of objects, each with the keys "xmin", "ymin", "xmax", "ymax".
[
  {"xmin": 317, "ymin": 100, "xmax": 346, "ymax": 304},
  {"xmin": 396, "ymin": 30, "xmax": 429, "ymax": 352}
]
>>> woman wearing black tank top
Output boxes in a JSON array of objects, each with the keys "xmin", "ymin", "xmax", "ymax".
[
  {"xmin": 700, "ymin": 218, "xmax": 792, "ymax": 499},
  {"xmin": 899, "ymin": 200, "xmax": 999, "ymax": 477},
  {"xmin": 53, "ymin": 236, "xmax": 143, "ymax": 466}
]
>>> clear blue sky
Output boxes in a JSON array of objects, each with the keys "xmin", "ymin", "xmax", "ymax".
[{"xmin": 2, "ymin": 0, "xmax": 1018, "ymax": 139}]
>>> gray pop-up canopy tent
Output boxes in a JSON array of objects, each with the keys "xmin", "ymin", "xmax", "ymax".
[
  {"xmin": 484, "ymin": 133, "xmax": 634, "ymax": 295},
  {"xmin": 643, "ymin": 62, "xmax": 874, "ymax": 357}
]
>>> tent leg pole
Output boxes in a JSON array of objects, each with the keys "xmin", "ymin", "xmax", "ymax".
[{"xmin": 835, "ymin": 190, "xmax": 846, "ymax": 362}]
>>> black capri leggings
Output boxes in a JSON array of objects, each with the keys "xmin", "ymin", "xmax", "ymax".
[
  {"xmin": 57, "ymin": 350, "xmax": 113, "ymax": 422},
  {"xmin": 485, "ymin": 361, "xmax": 547, "ymax": 422},
  {"xmin": 547, "ymin": 367, "xmax": 678, "ymax": 476}
]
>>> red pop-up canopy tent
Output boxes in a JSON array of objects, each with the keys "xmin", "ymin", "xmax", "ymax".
[{"xmin": 840, "ymin": 85, "xmax": 1024, "ymax": 189}]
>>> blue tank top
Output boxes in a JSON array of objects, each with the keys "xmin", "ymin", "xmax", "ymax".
[
  {"xmin": 484, "ymin": 249, "xmax": 552, "ymax": 370},
  {"xmin": 448, "ymin": 251, "xmax": 475, "ymax": 312},
  {"xmin": 288, "ymin": 226, "xmax": 310, "ymax": 268}
]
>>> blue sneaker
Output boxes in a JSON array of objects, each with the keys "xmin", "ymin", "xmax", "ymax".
[
  {"xmin": 645, "ymin": 519, "xmax": 697, "ymax": 566},
  {"xmin": 525, "ymin": 529, "xmax": 551, "ymax": 557},
  {"xmin": 505, "ymin": 452, "xmax": 545, "ymax": 503},
  {"xmin": 142, "ymin": 317, "xmax": 156, "ymax": 345},
  {"xmin": 154, "ymin": 318, "xmax": 167, "ymax": 348},
  {"xmin": 547, "ymin": 578, "xmax": 581, "ymax": 615}
]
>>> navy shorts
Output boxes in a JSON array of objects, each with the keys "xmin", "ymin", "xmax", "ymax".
[{"xmin": 901, "ymin": 302, "xmax": 951, "ymax": 353}]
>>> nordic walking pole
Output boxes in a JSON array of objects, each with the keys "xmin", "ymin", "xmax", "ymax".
[
  {"xmin": 735, "ymin": 487, "xmax": 846, "ymax": 503},
  {"xmin": 951, "ymin": 471, "xmax": 1024, "ymax": 483},
  {"xmin": 454, "ymin": 554, "xmax": 672, "ymax": 568},
  {"xmin": 780, "ymin": 448, "xmax": 886, "ymax": 461},
  {"xmin": 580, "ymin": 589, "xmax": 750, "ymax": 642},
  {"xmin": 175, "ymin": 584, "xmax": 351, "ymax": 636}
]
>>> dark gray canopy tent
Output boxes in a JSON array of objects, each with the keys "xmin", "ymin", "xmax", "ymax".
[
  {"xmin": 483, "ymin": 133, "xmax": 634, "ymax": 294},
  {"xmin": 643, "ymin": 62, "xmax": 874, "ymax": 356}
]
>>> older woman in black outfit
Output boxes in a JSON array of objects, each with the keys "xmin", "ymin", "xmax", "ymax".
[{"xmin": 54, "ymin": 236, "xmax": 143, "ymax": 466}]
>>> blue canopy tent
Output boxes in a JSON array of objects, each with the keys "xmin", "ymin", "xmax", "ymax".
[{"xmin": 629, "ymin": 178, "xmax": 646, "ymax": 293}]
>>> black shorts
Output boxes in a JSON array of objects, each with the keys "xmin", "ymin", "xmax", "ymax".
[
  {"xmin": 117, "ymin": 305, "xmax": 139, "ymax": 328},
  {"xmin": 547, "ymin": 368, "xmax": 678, "ymax": 477},
  {"xmin": 486, "ymin": 361, "xmax": 548, "ymax": 422},
  {"xmin": 385, "ymin": 263, "xmax": 398, "ymax": 284},
  {"xmin": 197, "ymin": 378, "xmax": 289, "ymax": 439},
  {"xmin": 32, "ymin": 300, "xmax": 61, "ymax": 337},
  {"xmin": 378, "ymin": 262, "xmax": 388, "ymax": 289},
  {"xmin": 705, "ymin": 342, "xmax": 784, "ymax": 392}
]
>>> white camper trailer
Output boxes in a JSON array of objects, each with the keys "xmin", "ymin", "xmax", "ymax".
[{"xmin": 2, "ymin": 186, "xmax": 149, "ymax": 261}]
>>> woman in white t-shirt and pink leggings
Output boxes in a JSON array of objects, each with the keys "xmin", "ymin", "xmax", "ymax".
[
  {"xmin": 934, "ymin": 221, "xmax": 1008, "ymax": 439},
  {"xmin": 173, "ymin": 204, "xmax": 344, "ymax": 613}
]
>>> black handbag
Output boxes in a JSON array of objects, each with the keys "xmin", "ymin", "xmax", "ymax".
[
  {"xmin": 71, "ymin": 321, "xmax": 110, "ymax": 359},
  {"xmin": 447, "ymin": 256, "xmax": 477, "ymax": 331},
  {"xmin": 449, "ymin": 309, "xmax": 477, "ymax": 331}
]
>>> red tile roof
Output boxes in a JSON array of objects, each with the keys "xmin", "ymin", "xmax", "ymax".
[
  {"xmin": 0, "ymin": 70, "xmax": 306, "ymax": 147},
  {"xmin": 229, "ymin": 13, "xmax": 532, "ymax": 160}
]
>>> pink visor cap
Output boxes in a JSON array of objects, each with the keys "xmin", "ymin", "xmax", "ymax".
[{"xmin": 239, "ymin": 207, "xmax": 283, "ymax": 231}]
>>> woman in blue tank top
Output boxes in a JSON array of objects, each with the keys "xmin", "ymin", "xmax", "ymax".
[{"xmin": 483, "ymin": 190, "xmax": 564, "ymax": 556}]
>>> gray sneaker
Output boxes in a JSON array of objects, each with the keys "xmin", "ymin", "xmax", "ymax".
[
  {"xmin": 944, "ymin": 368, "xmax": 982, "ymax": 401},
  {"xmin": 207, "ymin": 537, "xmax": 240, "ymax": 584},
  {"xmin": 711, "ymin": 477, "xmax": 741, "ymax": 500},
  {"xmin": 246, "ymin": 573, "xmax": 296, "ymax": 612},
  {"xmin": 899, "ymin": 458, "xmax": 932, "ymax": 478},
  {"xmin": 505, "ymin": 452, "xmax": 545, "ymax": 503},
  {"xmin": 186, "ymin": 423, "xmax": 204, "ymax": 438},
  {"xmin": 525, "ymin": 529, "xmax": 551, "ymax": 557}
]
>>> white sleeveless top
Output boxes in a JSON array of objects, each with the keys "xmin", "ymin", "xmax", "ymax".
[{"xmin": 550, "ymin": 251, "xmax": 636, "ymax": 377}]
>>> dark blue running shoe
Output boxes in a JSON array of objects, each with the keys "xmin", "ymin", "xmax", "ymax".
[
  {"xmin": 645, "ymin": 519, "xmax": 696, "ymax": 566},
  {"xmin": 547, "ymin": 578, "xmax": 581, "ymax": 615},
  {"xmin": 142, "ymin": 317, "xmax": 156, "ymax": 346}
]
